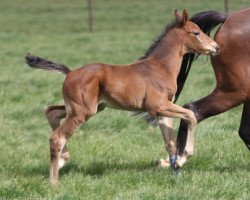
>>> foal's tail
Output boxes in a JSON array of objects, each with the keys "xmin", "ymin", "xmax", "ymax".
[
  {"xmin": 133, "ymin": 10, "xmax": 229, "ymax": 126},
  {"xmin": 25, "ymin": 53, "xmax": 71, "ymax": 75}
]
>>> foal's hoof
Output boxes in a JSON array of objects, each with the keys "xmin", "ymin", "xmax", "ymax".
[
  {"xmin": 174, "ymin": 155, "xmax": 187, "ymax": 169},
  {"xmin": 156, "ymin": 159, "xmax": 170, "ymax": 168},
  {"xmin": 169, "ymin": 155, "xmax": 178, "ymax": 170},
  {"xmin": 59, "ymin": 158, "xmax": 66, "ymax": 169},
  {"xmin": 50, "ymin": 178, "xmax": 58, "ymax": 186}
]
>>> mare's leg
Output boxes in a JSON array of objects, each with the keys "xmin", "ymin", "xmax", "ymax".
[
  {"xmin": 44, "ymin": 105, "xmax": 69, "ymax": 168},
  {"xmin": 157, "ymin": 117, "xmax": 177, "ymax": 168},
  {"xmin": 149, "ymin": 101, "xmax": 197, "ymax": 168},
  {"xmin": 177, "ymin": 89, "xmax": 244, "ymax": 156},
  {"xmin": 239, "ymin": 100, "xmax": 250, "ymax": 151}
]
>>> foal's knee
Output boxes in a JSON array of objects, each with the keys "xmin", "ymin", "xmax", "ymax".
[
  {"xmin": 185, "ymin": 110, "xmax": 197, "ymax": 127},
  {"xmin": 183, "ymin": 103, "xmax": 204, "ymax": 123},
  {"xmin": 183, "ymin": 103, "xmax": 194, "ymax": 111}
]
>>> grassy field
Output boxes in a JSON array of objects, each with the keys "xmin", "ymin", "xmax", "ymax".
[{"xmin": 0, "ymin": 0, "xmax": 250, "ymax": 199}]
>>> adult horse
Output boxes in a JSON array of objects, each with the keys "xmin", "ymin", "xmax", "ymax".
[
  {"xmin": 139, "ymin": 8, "xmax": 250, "ymax": 169},
  {"xmin": 25, "ymin": 10, "xmax": 218, "ymax": 184},
  {"xmin": 177, "ymin": 8, "xmax": 250, "ymax": 160}
]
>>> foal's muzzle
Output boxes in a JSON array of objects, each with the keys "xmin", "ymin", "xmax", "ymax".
[{"xmin": 210, "ymin": 44, "xmax": 220, "ymax": 56}]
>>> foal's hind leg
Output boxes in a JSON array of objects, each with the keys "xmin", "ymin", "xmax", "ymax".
[
  {"xmin": 239, "ymin": 100, "xmax": 250, "ymax": 151},
  {"xmin": 49, "ymin": 79, "xmax": 101, "ymax": 184},
  {"xmin": 49, "ymin": 102, "xmax": 94, "ymax": 185},
  {"xmin": 44, "ymin": 103, "xmax": 106, "ymax": 171},
  {"xmin": 44, "ymin": 105, "xmax": 69, "ymax": 168}
]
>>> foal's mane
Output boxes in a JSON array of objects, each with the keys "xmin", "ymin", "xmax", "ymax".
[{"xmin": 139, "ymin": 20, "xmax": 176, "ymax": 60}]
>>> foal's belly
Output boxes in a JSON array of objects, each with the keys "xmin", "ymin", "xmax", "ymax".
[{"xmin": 99, "ymin": 93, "xmax": 145, "ymax": 111}]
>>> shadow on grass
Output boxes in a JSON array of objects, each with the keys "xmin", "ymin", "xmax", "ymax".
[
  {"xmin": 22, "ymin": 157, "xmax": 250, "ymax": 180},
  {"xmin": 22, "ymin": 159, "xmax": 157, "ymax": 179},
  {"xmin": 212, "ymin": 164, "xmax": 250, "ymax": 173},
  {"xmin": 60, "ymin": 160, "xmax": 157, "ymax": 177},
  {"xmin": 22, "ymin": 163, "xmax": 49, "ymax": 178},
  {"xmin": 185, "ymin": 164, "xmax": 250, "ymax": 174},
  {"xmin": 184, "ymin": 157, "xmax": 250, "ymax": 174}
]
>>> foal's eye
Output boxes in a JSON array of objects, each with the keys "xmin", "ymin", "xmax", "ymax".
[{"xmin": 193, "ymin": 32, "xmax": 200, "ymax": 36}]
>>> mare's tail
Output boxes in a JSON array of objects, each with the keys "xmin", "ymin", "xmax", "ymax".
[
  {"xmin": 189, "ymin": 10, "xmax": 228, "ymax": 37},
  {"xmin": 133, "ymin": 10, "xmax": 228, "ymax": 126},
  {"xmin": 25, "ymin": 53, "xmax": 71, "ymax": 75}
]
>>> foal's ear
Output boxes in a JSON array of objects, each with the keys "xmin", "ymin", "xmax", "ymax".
[
  {"xmin": 174, "ymin": 9, "xmax": 189, "ymax": 26},
  {"xmin": 174, "ymin": 9, "xmax": 182, "ymax": 23},
  {"xmin": 182, "ymin": 9, "xmax": 189, "ymax": 25}
]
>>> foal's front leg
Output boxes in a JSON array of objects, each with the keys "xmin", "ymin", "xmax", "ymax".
[
  {"xmin": 151, "ymin": 101, "xmax": 197, "ymax": 169},
  {"xmin": 157, "ymin": 117, "xmax": 177, "ymax": 168}
]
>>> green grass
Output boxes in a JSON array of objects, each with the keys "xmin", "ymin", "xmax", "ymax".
[{"xmin": 0, "ymin": 0, "xmax": 250, "ymax": 199}]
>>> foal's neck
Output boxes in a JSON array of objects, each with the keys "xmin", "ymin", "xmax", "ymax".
[{"xmin": 148, "ymin": 30, "xmax": 186, "ymax": 76}]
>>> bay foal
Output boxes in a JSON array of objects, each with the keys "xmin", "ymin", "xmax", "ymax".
[{"xmin": 26, "ymin": 10, "xmax": 219, "ymax": 184}]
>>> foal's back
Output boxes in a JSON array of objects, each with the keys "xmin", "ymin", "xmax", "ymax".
[{"xmin": 63, "ymin": 60, "xmax": 176, "ymax": 111}]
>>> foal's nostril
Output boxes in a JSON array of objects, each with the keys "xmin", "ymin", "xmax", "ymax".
[
  {"xmin": 210, "ymin": 44, "xmax": 220, "ymax": 56},
  {"xmin": 215, "ymin": 45, "xmax": 220, "ymax": 53}
]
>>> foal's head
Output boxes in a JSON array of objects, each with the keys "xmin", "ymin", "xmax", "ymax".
[{"xmin": 174, "ymin": 10, "xmax": 219, "ymax": 56}]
